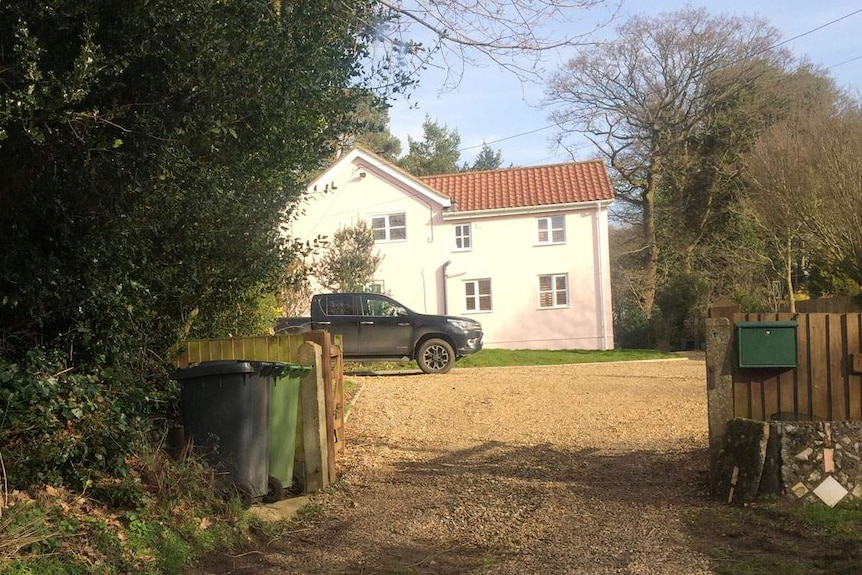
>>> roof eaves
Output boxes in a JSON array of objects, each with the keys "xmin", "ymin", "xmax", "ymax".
[{"xmin": 442, "ymin": 199, "xmax": 613, "ymax": 220}]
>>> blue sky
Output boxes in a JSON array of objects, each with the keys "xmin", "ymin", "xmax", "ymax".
[{"xmin": 386, "ymin": 1, "xmax": 862, "ymax": 168}]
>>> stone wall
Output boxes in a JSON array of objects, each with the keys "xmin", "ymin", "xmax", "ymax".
[
  {"xmin": 779, "ymin": 420, "xmax": 862, "ymax": 505},
  {"xmin": 714, "ymin": 418, "xmax": 862, "ymax": 507}
]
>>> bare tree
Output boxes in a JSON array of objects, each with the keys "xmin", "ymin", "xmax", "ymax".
[
  {"xmin": 547, "ymin": 7, "xmax": 787, "ymax": 317},
  {"xmin": 748, "ymin": 108, "xmax": 862, "ymax": 290},
  {"xmin": 368, "ymin": 0, "xmax": 621, "ymax": 87},
  {"xmin": 744, "ymin": 120, "xmax": 814, "ymax": 312}
]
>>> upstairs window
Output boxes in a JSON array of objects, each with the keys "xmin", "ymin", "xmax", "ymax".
[
  {"xmin": 371, "ymin": 213, "xmax": 406, "ymax": 241},
  {"xmin": 537, "ymin": 215, "xmax": 566, "ymax": 244},
  {"xmin": 465, "ymin": 279, "xmax": 492, "ymax": 312},
  {"xmin": 538, "ymin": 274, "xmax": 569, "ymax": 309},
  {"xmin": 454, "ymin": 223, "xmax": 472, "ymax": 251}
]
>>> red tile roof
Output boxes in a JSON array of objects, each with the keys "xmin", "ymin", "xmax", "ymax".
[{"xmin": 419, "ymin": 160, "xmax": 614, "ymax": 212}]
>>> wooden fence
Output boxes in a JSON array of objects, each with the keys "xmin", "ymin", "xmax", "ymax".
[
  {"xmin": 172, "ymin": 334, "xmax": 306, "ymax": 367},
  {"xmin": 726, "ymin": 312, "xmax": 862, "ymax": 422},
  {"xmin": 792, "ymin": 295, "xmax": 861, "ymax": 313}
]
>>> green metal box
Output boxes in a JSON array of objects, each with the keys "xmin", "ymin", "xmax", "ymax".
[{"xmin": 736, "ymin": 321, "xmax": 798, "ymax": 368}]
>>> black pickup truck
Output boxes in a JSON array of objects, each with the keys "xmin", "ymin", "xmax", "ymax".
[{"xmin": 278, "ymin": 292, "xmax": 483, "ymax": 374}]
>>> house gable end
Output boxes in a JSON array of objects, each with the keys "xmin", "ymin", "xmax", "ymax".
[{"xmin": 307, "ymin": 147, "xmax": 452, "ymax": 209}]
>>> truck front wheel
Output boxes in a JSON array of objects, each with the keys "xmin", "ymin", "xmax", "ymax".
[{"xmin": 417, "ymin": 338, "xmax": 454, "ymax": 374}]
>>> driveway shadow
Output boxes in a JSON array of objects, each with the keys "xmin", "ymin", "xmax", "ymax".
[{"xmin": 385, "ymin": 440, "xmax": 712, "ymax": 505}]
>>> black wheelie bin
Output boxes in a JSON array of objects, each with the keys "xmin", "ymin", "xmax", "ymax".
[{"xmin": 172, "ymin": 360, "xmax": 284, "ymax": 504}]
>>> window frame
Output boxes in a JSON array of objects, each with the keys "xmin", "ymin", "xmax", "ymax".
[
  {"xmin": 538, "ymin": 273, "xmax": 569, "ymax": 309},
  {"xmin": 454, "ymin": 223, "xmax": 472, "ymax": 251},
  {"xmin": 464, "ymin": 278, "xmax": 492, "ymax": 313},
  {"xmin": 370, "ymin": 212, "xmax": 407, "ymax": 242},
  {"xmin": 536, "ymin": 215, "xmax": 566, "ymax": 245}
]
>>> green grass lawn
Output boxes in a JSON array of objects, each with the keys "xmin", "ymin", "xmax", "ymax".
[
  {"xmin": 456, "ymin": 347, "xmax": 676, "ymax": 368},
  {"xmin": 346, "ymin": 348, "xmax": 677, "ymax": 373}
]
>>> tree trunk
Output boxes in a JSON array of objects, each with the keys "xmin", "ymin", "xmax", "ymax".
[
  {"xmin": 784, "ymin": 235, "xmax": 796, "ymax": 313},
  {"xmin": 641, "ymin": 164, "xmax": 660, "ymax": 319}
]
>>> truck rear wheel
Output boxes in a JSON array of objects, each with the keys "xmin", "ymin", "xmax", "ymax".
[{"xmin": 417, "ymin": 338, "xmax": 454, "ymax": 374}]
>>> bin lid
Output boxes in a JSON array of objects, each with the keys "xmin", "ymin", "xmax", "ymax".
[
  {"xmin": 171, "ymin": 360, "xmax": 282, "ymax": 381},
  {"xmin": 278, "ymin": 363, "xmax": 312, "ymax": 378}
]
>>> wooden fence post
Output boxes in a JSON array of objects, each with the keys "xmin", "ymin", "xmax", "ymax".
[
  {"xmin": 301, "ymin": 330, "xmax": 338, "ymax": 482},
  {"xmin": 706, "ymin": 316, "xmax": 734, "ymax": 487},
  {"xmin": 297, "ymin": 341, "xmax": 331, "ymax": 493}
]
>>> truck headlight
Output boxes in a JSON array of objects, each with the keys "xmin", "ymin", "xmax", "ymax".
[{"xmin": 448, "ymin": 318, "xmax": 480, "ymax": 331}]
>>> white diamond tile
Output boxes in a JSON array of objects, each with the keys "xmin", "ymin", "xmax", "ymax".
[{"xmin": 813, "ymin": 476, "xmax": 848, "ymax": 508}]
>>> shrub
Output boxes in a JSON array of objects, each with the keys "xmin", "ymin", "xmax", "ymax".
[{"xmin": 0, "ymin": 349, "xmax": 176, "ymax": 489}]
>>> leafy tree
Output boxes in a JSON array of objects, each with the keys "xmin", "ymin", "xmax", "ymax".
[
  {"xmin": 279, "ymin": 259, "xmax": 315, "ymax": 317},
  {"xmin": 653, "ymin": 272, "xmax": 711, "ymax": 350},
  {"xmin": 548, "ymin": 7, "xmax": 788, "ymax": 318},
  {"xmin": 312, "ymin": 221, "xmax": 384, "ymax": 292},
  {"xmin": 0, "ymin": 0, "xmax": 390, "ymax": 487},
  {"xmin": 0, "ymin": 0, "xmax": 384, "ymax": 358},
  {"xmin": 398, "ymin": 115, "xmax": 461, "ymax": 175},
  {"xmin": 805, "ymin": 263, "xmax": 861, "ymax": 299},
  {"xmin": 465, "ymin": 142, "xmax": 504, "ymax": 171}
]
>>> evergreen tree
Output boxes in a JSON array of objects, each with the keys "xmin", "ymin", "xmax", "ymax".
[
  {"xmin": 466, "ymin": 142, "xmax": 504, "ymax": 171},
  {"xmin": 398, "ymin": 116, "xmax": 461, "ymax": 175}
]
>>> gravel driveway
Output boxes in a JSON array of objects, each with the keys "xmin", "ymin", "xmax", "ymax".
[{"xmin": 197, "ymin": 358, "xmax": 721, "ymax": 574}]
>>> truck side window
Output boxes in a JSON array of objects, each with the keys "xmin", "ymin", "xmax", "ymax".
[
  {"xmin": 364, "ymin": 296, "xmax": 399, "ymax": 317},
  {"xmin": 325, "ymin": 294, "xmax": 356, "ymax": 316}
]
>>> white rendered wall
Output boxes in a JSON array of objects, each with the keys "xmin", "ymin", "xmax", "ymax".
[
  {"xmin": 442, "ymin": 208, "xmax": 613, "ymax": 350},
  {"xmin": 289, "ymin": 155, "xmax": 614, "ymax": 349}
]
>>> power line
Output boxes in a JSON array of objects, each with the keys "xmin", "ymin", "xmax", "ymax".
[
  {"xmin": 458, "ymin": 123, "xmax": 556, "ymax": 152},
  {"xmin": 457, "ymin": 8, "xmax": 862, "ymax": 158},
  {"xmin": 766, "ymin": 8, "xmax": 862, "ymax": 53},
  {"xmin": 828, "ymin": 53, "xmax": 862, "ymax": 70}
]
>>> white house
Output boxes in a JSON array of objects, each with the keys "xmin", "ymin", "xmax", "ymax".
[{"xmin": 289, "ymin": 147, "xmax": 615, "ymax": 350}]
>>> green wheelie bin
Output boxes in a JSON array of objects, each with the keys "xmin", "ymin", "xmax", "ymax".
[{"xmin": 267, "ymin": 364, "xmax": 311, "ymax": 500}]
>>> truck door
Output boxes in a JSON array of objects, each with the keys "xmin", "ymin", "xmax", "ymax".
[
  {"xmin": 359, "ymin": 294, "xmax": 412, "ymax": 356},
  {"xmin": 315, "ymin": 293, "xmax": 361, "ymax": 354}
]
